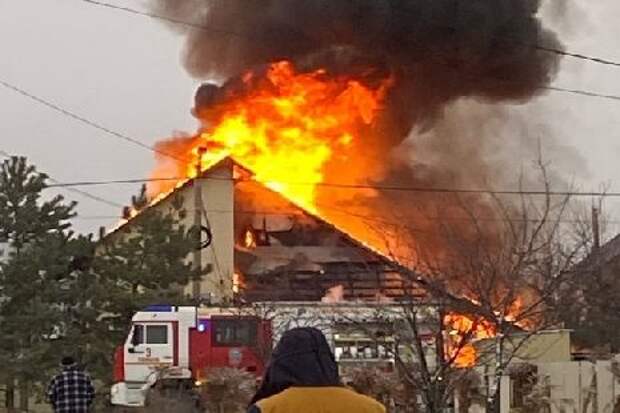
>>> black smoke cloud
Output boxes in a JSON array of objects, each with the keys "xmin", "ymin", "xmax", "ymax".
[
  {"xmin": 149, "ymin": 0, "xmax": 567, "ymax": 258},
  {"xmin": 151, "ymin": 0, "xmax": 562, "ymax": 139}
]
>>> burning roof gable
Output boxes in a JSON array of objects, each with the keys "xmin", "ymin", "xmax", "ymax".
[
  {"xmin": 106, "ymin": 156, "xmax": 242, "ymax": 236},
  {"xmin": 107, "ymin": 156, "xmax": 394, "ymax": 264}
]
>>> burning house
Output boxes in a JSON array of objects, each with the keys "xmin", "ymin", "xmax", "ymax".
[
  {"xmin": 103, "ymin": 2, "xmax": 570, "ymax": 407},
  {"xmin": 106, "ymin": 156, "xmax": 434, "ymax": 391},
  {"xmin": 108, "ymin": 156, "xmax": 416, "ymax": 304},
  {"xmin": 126, "ymin": 0, "xmax": 564, "ymax": 307}
]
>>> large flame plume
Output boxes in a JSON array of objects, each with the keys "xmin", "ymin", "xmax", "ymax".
[{"xmin": 150, "ymin": 61, "xmax": 391, "ymax": 213}]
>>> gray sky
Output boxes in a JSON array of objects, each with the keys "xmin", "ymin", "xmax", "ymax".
[{"xmin": 1, "ymin": 0, "xmax": 619, "ymax": 235}]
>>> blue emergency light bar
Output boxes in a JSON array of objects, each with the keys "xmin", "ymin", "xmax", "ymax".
[
  {"xmin": 197, "ymin": 319, "xmax": 210, "ymax": 332},
  {"xmin": 143, "ymin": 305, "xmax": 173, "ymax": 312}
]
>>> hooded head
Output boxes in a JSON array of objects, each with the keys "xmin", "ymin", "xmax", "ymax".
[
  {"xmin": 61, "ymin": 356, "xmax": 77, "ymax": 369},
  {"xmin": 250, "ymin": 327, "xmax": 341, "ymax": 404}
]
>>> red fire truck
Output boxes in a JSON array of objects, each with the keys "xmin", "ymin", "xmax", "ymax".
[{"xmin": 110, "ymin": 305, "xmax": 271, "ymax": 407}]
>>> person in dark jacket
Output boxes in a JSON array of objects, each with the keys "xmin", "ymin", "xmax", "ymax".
[
  {"xmin": 46, "ymin": 356, "xmax": 95, "ymax": 413},
  {"xmin": 248, "ymin": 327, "xmax": 385, "ymax": 413}
]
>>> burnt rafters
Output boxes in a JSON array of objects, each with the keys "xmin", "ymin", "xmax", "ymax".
[{"xmin": 241, "ymin": 271, "xmax": 418, "ymax": 302}]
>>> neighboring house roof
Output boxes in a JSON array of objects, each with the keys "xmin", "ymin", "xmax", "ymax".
[{"xmin": 576, "ymin": 233, "xmax": 620, "ymax": 270}]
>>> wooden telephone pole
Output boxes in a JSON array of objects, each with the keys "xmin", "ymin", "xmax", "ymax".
[
  {"xmin": 592, "ymin": 206, "xmax": 601, "ymax": 251},
  {"xmin": 192, "ymin": 147, "xmax": 207, "ymax": 300}
]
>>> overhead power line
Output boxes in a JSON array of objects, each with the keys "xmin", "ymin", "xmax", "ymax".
[
  {"xmin": 1, "ymin": 1, "xmax": 618, "ymax": 212},
  {"xmin": 72, "ymin": 206, "xmax": 620, "ymax": 226},
  {"xmin": 390, "ymin": 4, "xmax": 620, "ymax": 69},
  {"xmin": 0, "ymin": 2, "xmax": 618, "ymax": 172},
  {"xmin": 48, "ymin": 179, "xmax": 124, "ymax": 209},
  {"xmin": 0, "ymin": 79, "xmax": 187, "ymax": 164},
  {"xmin": 80, "ymin": 0, "xmax": 620, "ymax": 71},
  {"xmin": 0, "ymin": 149, "xmax": 123, "ymax": 209},
  {"xmin": 44, "ymin": 174, "xmax": 620, "ymax": 198},
  {"xmin": 546, "ymin": 85, "xmax": 620, "ymax": 102},
  {"xmin": 534, "ymin": 45, "xmax": 620, "ymax": 68},
  {"xmin": 80, "ymin": 0, "xmax": 246, "ymax": 37},
  {"xmin": 1, "ymin": 69, "xmax": 618, "ymax": 189},
  {"xmin": 0, "ymin": 72, "xmax": 617, "ymax": 203},
  {"xmin": 48, "ymin": 177, "xmax": 182, "ymax": 188},
  {"xmin": 76, "ymin": 0, "xmax": 620, "ymax": 103}
]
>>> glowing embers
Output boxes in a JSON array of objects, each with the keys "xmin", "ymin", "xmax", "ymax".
[
  {"xmin": 232, "ymin": 273, "xmax": 243, "ymax": 294},
  {"xmin": 445, "ymin": 313, "xmax": 496, "ymax": 367},
  {"xmin": 243, "ymin": 229, "xmax": 257, "ymax": 249}
]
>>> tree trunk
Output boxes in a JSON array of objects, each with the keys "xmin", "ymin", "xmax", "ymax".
[
  {"xmin": 486, "ymin": 333, "xmax": 504, "ymax": 413},
  {"xmin": 19, "ymin": 380, "xmax": 29, "ymax": 412},
  {"xmin": 486, "ymin": 394, "xmax": 500, "ymax": 413},
  {"xmin": 5, "ymin": 378, "xmax": 15, "ymax": 413}
]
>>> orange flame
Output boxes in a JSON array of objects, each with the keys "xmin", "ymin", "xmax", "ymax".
[
  {"xmin": 232, "ymin": 272, "xmax": 243, "ymax": 294},
  {"xmin": 153, "ymin": 61, "xmax": 391, "ymax": 213},
  {"xmin": 243, "ymin": 229, "xmax": 257, "ymax": 249},
  {"xmin": 445, "ymin": 313, "xmax": 496, "ymax": 368},
  {"xmin": 445, "ymin": 297, "xmax": 528, "ymax": 368}
]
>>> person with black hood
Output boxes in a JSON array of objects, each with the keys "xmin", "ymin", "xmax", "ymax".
[{"xmin": 248, "ymin": 327, "xmax": 385, "ymax": 413}]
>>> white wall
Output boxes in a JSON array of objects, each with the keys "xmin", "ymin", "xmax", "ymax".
[
  {"xmin": 195, "ymin": 161, "xmax": 235, "ymax": 302},
  {"xmin": 120, "ymin": 160, "xmax": 236, "ymax": 303},
  {"xmin": 465, "ymin": 357, "xmax": 620, "ymax": 412},
  {"xmin": 497, "ymin": 358, "xmax": 620, "ymax": 413}
]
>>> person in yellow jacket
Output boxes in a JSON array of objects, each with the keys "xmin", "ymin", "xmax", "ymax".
[{"xmin": 247, "ymin": 327, "xmax": 385, "ymax": 413}]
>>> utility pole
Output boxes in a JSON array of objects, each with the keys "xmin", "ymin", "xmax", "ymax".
[
  {"xmin": 192, "ymin": 147, "xmax": 207, "ymax": 300},
  {"xmin": 592, "ymin": 206, "xmax": 601, "ymax": 251}
]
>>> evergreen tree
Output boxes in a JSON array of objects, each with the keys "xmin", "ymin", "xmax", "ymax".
[
  {"xmin": 53, "ymin": 234, "xmax": 110, "ymax": 381},
  {"xmin": 61, "ymin": 194, "xmax": 201, "ymax": 383},
  {"xmin": 0, "ymin": 159, "xmax": 202, "ymax": 403},
  {"xmin": 97, "ymin": 195, "xmax": 200, "ymax": 333},
  {"xmin": 0, "ymin": 156, "xmax": 76, "ymax": 410}
]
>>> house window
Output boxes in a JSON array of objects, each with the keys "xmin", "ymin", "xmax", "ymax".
[{"xmin": 213, "ymin": 319, "xmax": 257, "ymax": 347}]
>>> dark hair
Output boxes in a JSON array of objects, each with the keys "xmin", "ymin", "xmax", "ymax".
[{"xmin": 61, "ymin": 356, "xmax": 76, "ymax": 366}]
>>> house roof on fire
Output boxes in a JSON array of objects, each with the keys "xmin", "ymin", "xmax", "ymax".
[
  {"xmin": 105, "ymin": 156, "xmax": 238, "ymax": 236},
  {"xmin": 106, "ymin": 156, "xmax": 394, "ymax": 265}
]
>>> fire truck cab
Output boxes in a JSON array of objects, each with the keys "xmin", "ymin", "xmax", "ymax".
[{"xmin": 110, "ymin": 305, "xmax": 269, "ymax": 407}]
